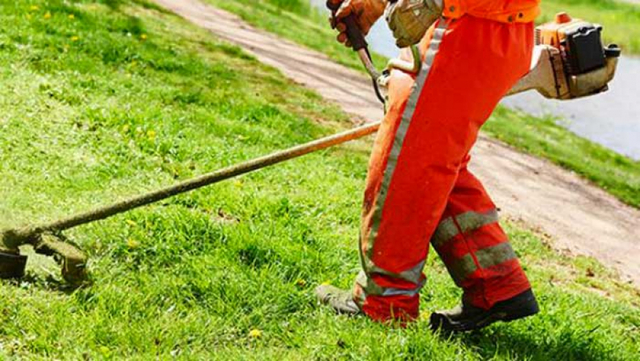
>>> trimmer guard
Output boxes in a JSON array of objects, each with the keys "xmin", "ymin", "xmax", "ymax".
[
  {"xmin": 0, "ymin": 229, "xmax": 88, "ymax": 286},
  {"xmin": 0, "ymin": 251, "xmax": 28, "ymax": 279},
  {"xmin": 33, "ymin": 233, "xmax": 88, "ymax": 286}
]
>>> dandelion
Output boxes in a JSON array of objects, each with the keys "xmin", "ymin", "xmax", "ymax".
[
  {"xmin": 30, "ymin": 5, "xmax": 39, "ymax": 11},
  {"xmin": 68, "ymin": 14, "xmax": 75, "ymax": 20},
  {"xmin": 248, "ymin": 329, "xmax": 262, "ymax": 339},
  {"xmin": 70, "ymin": 36, "xmax": 80, "ymax": 42},
  {"xmin": 140, "ymin": 34, "xmax": 148, "ymax": 40},
  {"xmin": 147, "ymin": 130, "xmax": 156, "ymax": 140},
  {"xmin": 126, "ymin": 239, "xmax": 140, "ymax": 249},
  {"xmin": 321, "ymin": 281, "xmax": 331, "ymax": 286},
  {"xmin": 44, "ymin": 12, "xmax": 51, "ymax": 19}
]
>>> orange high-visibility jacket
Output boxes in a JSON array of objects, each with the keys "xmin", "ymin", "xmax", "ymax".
[{"xmin": 443, "ymin": 0, "xmax": 541, "ymax": 23}]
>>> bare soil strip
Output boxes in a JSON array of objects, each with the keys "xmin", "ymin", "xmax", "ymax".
[{"xmin": 154, "ymin": 0, "xmax": 640, "ymax": 286}]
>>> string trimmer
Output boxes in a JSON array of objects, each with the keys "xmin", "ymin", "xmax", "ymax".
[{"xmin": 0, "ymin": 12, "xmax": 620, "ymax": 286}]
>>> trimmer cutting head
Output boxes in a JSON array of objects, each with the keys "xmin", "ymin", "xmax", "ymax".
[
  {"xmin": 0, "ymin": 228, "xmax": 30, "ymax": 279},
  {"xmin": 0, "ymin": 228, "xmax": 88, "ymax": 287}
]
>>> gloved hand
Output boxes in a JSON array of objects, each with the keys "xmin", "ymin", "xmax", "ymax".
[
  {"xmin": 328, "ymin": 0, "xmax": 387, "ymax": 47},
  {"xmin": 386, "ymin": 0, "xmax": 443, "ymax": 48}
]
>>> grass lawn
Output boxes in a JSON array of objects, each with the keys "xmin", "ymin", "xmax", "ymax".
[
  {"xmin": 207, "ymin": 0, "xmax": 640, "ymax": 209},
  {"xmin": 1, "ymin": 0, "xmax": 639, "ymax": 359}
]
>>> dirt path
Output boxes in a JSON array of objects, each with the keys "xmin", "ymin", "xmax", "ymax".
[{"xmin": 154, "ymin": 0, "xmax": 640, "ymax": 286}]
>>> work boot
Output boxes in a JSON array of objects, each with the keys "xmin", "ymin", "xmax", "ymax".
[
  {"xmin": 430, "ymin": 289, "xmax": 539, "ymax": 333},
  {"xmin": 315, "ymin": 284, "xmax": 361, "ymax": 315}
]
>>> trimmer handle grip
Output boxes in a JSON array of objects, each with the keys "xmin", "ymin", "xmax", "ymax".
[{"xmin": 326, "ymin": 1, "xmax": 368, "ymax": 51}]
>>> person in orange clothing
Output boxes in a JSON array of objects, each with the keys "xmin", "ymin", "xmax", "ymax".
[{"xmin": 316, "ymin": 0, "xmax": 541, "ymax": 332}]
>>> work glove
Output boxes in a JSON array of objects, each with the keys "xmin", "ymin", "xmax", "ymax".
[
  {"xmin": 327, "ymin": 0, "xmax": 387, "ymax": 47},
  {"xmin": 386, "ymin": 0, "xmax": 443, "ymax": 48}
]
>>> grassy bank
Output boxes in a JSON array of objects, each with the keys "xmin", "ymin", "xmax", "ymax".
[
  {"xmin": 1, "ymin": 0, "xmax": 639, "ymax": 359},
  {"xmin": 484, "ymin": 109, "xmax": 640, "ymax": 208},
  {"xmin": 208, "ymin": 0, "xmax": 640, "ymax": 208}
]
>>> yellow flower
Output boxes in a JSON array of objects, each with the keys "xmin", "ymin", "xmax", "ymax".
[
  {"xmin": 44, "ymin": 12, "xmax": 51, "ymax": 19},
  {"xmin": 30, "ymin": 5, "xmax": 39, "ymax": 11},
  {"xmin": 248, "ymin": 329, "xmax": 262, "ymax": 338},
  {"xmin": 68, "ymin": 14, "xmax": 75, "ymax": 20},
  {"xmin": 126, "ymin": 239, "xmax": 140, "ymax": 249},
  {"xmin": 147, "ymin": 130, "xmax": 156, "ymax": 140},
  {"xmin": 140, "ymin": 34, "xmax": 148, "ymax": 40},
  {"xmin": 70, "ymin": 36, "xmax": 80, "ymax": 42},
  {"xmin": 321, "ymin": 281, "xmax": 331, "ymax": 286}
]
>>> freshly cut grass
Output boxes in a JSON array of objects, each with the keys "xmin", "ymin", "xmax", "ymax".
[{"xmin": 0, "ymin": 0, "xmax": 638, "ymax": 359}]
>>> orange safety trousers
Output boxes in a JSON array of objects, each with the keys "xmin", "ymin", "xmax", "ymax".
[{"xmin": 352, "ymin": 16, "xmax": 534, "ymax": 322}]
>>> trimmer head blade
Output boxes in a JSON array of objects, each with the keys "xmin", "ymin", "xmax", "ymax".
[{"xmin": 0, "ymin": 251, "xmax": 28, "ymax": 279}]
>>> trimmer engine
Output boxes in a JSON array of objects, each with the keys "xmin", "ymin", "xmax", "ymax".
[
  {"xmin": 511, "ymin": 12, "xmax": 621, "ymax": 99},
  {"xmin": 537, "ymin": 13, "xmax": 607, "ymax": 75},
  {"xmin": 381, "ymin": 12, "xmax": 621, "ymax": 102}
]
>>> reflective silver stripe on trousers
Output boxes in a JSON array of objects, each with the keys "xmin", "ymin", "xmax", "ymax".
[
  {"xmin": 364, "ymin": 20, "xmax": 449, "ymax": 260},
  {"xmin": 446, "ymin": 242, "xmax": 518, "ymax": 286},
  {"xmin": 362, "ymin": 258, "xmax": 426, "ymax": 285},
  {"xmin": 355, "ymin": 270, "xmax": 425, "ymax": 298},
  {"xmin": 431, "ymin": 209, "xmax": 500, "ymax": 249},
  {"xmin": 476, "ymin": 242, "xmax": 518, "ymax": 269}
]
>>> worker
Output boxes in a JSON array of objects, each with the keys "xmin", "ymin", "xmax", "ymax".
[{"xmin": 316, "ymin": 0, "xmax": 541, "ymax": 332}]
